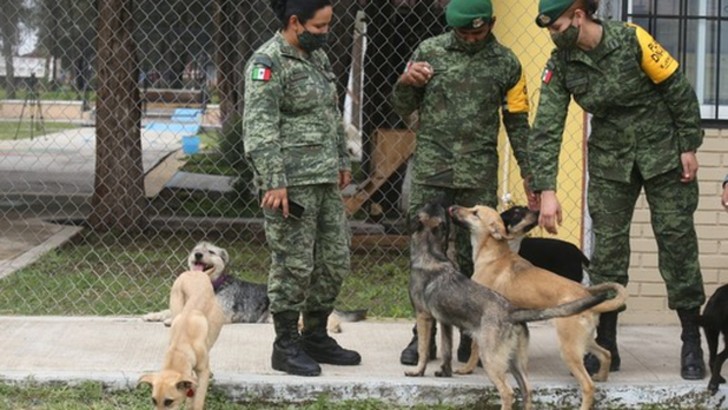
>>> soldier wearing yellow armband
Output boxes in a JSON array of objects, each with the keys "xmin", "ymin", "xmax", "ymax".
[
  {"xmin": 529, "ymin": 0, "xmax": 706, "ymax": 380},
  {"xmin": 392, "ymin": 0, "xmax": 534, "ymax": 366}
]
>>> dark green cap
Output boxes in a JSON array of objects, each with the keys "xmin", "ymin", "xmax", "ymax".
[
  {"xmin": 536, "ymin": 0, "xmax": 575, "ymax": 27},
  {"xmin": 446, "ymin": 0, "xmax": 493, "ymax": 29}
]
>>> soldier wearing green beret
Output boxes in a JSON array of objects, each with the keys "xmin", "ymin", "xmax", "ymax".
[
  {"xmin": 529, "ymin": 0, "xmax": 706, "ymax": 381},
  {"xmin": 243, "ymin": 0, "xmax": 360, "ymax": 377},
  {"xmin": 392, "ymin": 0, "xmax": 534, "ymax": 366}
]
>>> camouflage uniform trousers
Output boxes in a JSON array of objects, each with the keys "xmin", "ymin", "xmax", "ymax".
[
  {"xmin": 264, "ymin": 184, "xmax": 351, "ymax": 314},
  {"xmin": 588, "ymin": 166, "xmax": 705, "ymax": 310},
  {"xmin": 409, "ymin": 183, "xmax": 498, "ymax": 277}
]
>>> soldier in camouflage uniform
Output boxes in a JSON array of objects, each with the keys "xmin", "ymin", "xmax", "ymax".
[
  {"xmin": 529, "ymin": 0, "xmax": 706, "ymax": 380},
  {"xmin": 242, "ymin": 0, "xmax": 360, "ymax": 377},
  {"xmin": 391, "ymin": 0, "xmax": 533, "ymax": 366}
]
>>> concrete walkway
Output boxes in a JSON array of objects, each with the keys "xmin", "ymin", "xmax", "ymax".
[{"xmin": 1, "ymin": 315, "xmax": 725, "ymax": 408}]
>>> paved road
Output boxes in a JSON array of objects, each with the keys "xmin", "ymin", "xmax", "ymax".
[{"xmin": 0, "ymin": 127, "xmax": 181, "ymax": 196}]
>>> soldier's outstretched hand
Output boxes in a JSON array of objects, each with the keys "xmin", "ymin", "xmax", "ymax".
[{"xmin": 538, "ymin": 190, "xmax": 562, "ymax": 235}]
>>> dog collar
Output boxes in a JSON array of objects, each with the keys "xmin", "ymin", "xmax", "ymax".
[{"xmin": 210, "ymin": 274, "xmax": 231, "ymax": 292}]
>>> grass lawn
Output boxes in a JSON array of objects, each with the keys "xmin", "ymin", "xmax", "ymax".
[
  {"xmin": 0, "ymin": 231, "xmax": 412, "ymax": 318},
  {"xmin": 0, "ymin": 381, "xmax": 470, "ymax": 410},
  {"xmin": 0, "ymin": 120, "xmax": 80, "ymax": 140}
]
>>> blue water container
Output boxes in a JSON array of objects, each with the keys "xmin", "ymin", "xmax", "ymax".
[{"xmin": 182, "ymin": 135, "xmax": 200, "ymax": 155}]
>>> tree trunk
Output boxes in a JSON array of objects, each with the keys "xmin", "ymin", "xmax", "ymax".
[
  {"xmin": 330, "ymin": 0, "xmax": 358, "ymax": 112},
  {"xmin": 215, "ymin": 0, "xmax": 244, "ymax": 129},
  {"xmin": 0, "ymin": 4, "xmax": 18, "ymax": 100},
  {"xmin": 89, "ymin": 0, "xmax": 146, "ymax": 233}
]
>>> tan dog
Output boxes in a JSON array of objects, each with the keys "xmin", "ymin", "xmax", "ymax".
[
  {"xmin": 143, "ymin": 241, "xmax": 364, "ymax": 333},
  {"xmin": 138, "ymin": 267, "xmax": 225, "ymax": 410},
  {"xmin": 450, "ymin": 205, "xmax": 628, "ymax": 410},
  {"xmin": 406, "ymin": 202, "xmax": 612, "ymax": 410}
]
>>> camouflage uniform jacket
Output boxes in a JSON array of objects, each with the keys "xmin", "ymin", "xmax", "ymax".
[
  {"xmin": 392, "ymin": 32, "xmax": 531, "ymax": 188},
  {"xmin": 529, "ymin": 21, "xmax": 703, "ymax": 191},
  {"xmin": 243, "ymin": 33, "xmax": 350, "ymax": 191}
]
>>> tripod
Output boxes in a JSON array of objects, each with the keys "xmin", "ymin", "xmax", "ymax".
[{"xmin": 14, "ymin": 74, "xmax": 46, "ymax": 140}]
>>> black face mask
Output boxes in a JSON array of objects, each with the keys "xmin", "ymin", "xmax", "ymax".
[
  {"xmin": 298, "ymin": 30, "xmax": 329, "ymax": 53},
  {"xmin": 453, "ymin": 34, "xmax": 489, "ymax": 54},
  {"xmin": 551, "ymin": 23, "xmax": 580, "ymax": 49}
]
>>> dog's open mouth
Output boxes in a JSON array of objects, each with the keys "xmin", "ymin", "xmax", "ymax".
[{"xmin": 192, "ymin": 262, "xmax": 212, "ymax": 272}]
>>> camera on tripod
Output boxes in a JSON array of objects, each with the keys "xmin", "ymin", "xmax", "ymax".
[{"xmin": 14, "ymin": 72, "xmax": 46, "ymax": 140}]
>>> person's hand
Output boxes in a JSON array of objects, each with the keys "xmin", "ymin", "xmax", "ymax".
[
  {"xmin": 522, "ymin": 176, "xmax": 539, "ymax": 210},
  {"xmin": 722, "ymin": 183, "xmax": 728, "ymax": 212},
  {"xmin": 398, "ymin": 61, "xmax": 433, "ymax": 88},
  {"xmin": 538, "ymin": 190, "xmax": 562, "ymax": 235},
  {"xmin": 261, "ymin": 187, "xmax": 290, "ymax": 217},
  {"xmin": 680, "ymin": 151, "xmax": 699, "ymax": 183},
  {"xmin": 339, "ymin": 170, "xmax": 352, "ymax": 190}
]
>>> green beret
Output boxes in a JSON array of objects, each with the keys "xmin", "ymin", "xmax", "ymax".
[
  {"xmin": 536, "ymin": 0, "xmax": 575, "ymax": 27},
  {"xmin": 446, "ymin": 0, "xmax": 493, "ymax": 29}
]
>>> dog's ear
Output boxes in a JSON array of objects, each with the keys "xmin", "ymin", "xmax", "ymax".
[
  {"xmin": 219, "ymin": 247, "xmax": 230, "ymax": 264},
  {"xmin": 137, "ymin": 373, "xmax": 155, "ymax": 387},
  {"xmin": 425, "ymin": 215, "xmax": 444, "ymax": 230},
  {"xmin": 175, "ymin": 378, "xmax": 196, "ymax": 392},
  {"xmin": 488, "ymin": 219, "xmax": 511, "ymax": 241},
  {"xmin": 427, "ymin": 193, "xmax": 449, "ymax": 209},
  {"xmin": 408, "ymin": 212, "xmax": 423, "ymax": 234}
]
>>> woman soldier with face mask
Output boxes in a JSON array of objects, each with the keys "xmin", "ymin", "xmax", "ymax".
[
  {"xmin": 528, "ymin": 0, "xmax": 706, "ymax": 381},
  {"xmin": 243, "ymin": 0, "xmax": 360, "ymax": 377}
]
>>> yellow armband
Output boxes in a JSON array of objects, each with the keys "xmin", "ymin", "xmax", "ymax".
[
  {"xmin": 505, "ymin": 70, "xmax": 529, "ymax": 113},
  {"xmin": 629, "ymin": 23, "xmax": 679, "ymax": 84}
]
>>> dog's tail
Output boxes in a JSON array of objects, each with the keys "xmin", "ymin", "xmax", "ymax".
[
  {"xmin": 509, "ymin": 292, "xmax": 609, "ymax": 323},
  {"xmin": 332, "ymin": 308, "xmax": 368, "ymax": 322},
  {"xmin": 581, "ymin": 252, "xmax": 590, "ymax": 268},
  {"xmin": 586, "ymin": 282, "xmax": 628, "ymax": 313}
]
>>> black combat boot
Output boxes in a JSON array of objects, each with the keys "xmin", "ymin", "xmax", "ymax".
[
  {"xmin": 400, "ymin": 323, "xmax": 437, "ymax": 365},
  {"xmin": 301, "ymin": 310, "xmax": 361, "ymax": 365},
  {"xmin": 677, "ymin": 307, "xmax": 706, "ymax": 380},
  {"xmin": 584, "ymin": 311, "xmax": 621, "ymax": 375},
  {"xmin": 271, "ymin": 311, "xmax": 321, "ymax": 376}
]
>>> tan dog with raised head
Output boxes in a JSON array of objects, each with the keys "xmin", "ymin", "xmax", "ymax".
[
  {"xmin": 406, "ymin": 202, "xmax": 612, "ymax": 410},
  {"xmin": 450, "ymin": 204, "xmax": 628, "ymax": 410},
  {"xmin": 138, "ymin": 265, "xmax": 225, "ymax": 410}
]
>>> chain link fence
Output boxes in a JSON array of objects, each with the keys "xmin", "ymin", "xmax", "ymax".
[{"xmin": 0, "ymin": 0, "xmax": 589, "ymax": 318}]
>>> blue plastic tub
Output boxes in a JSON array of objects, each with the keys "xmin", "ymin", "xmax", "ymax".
[{"xmin": 182, "ymin": 135, "xmax": 200, "ymax": 155}]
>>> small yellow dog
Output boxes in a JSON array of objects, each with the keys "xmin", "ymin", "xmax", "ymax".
[{"xmin": 138, "ymin": 266, "xmax": 225, "ymax": 410}]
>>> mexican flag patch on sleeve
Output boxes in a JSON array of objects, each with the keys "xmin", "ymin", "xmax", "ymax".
[{"xmin": 251, "ymin": 66, "xmax": 271, "ymax": 81}]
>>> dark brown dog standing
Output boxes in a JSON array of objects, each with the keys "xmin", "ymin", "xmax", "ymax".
[
  {"xmin": 406, "ymin": 202, "xmax": 612, "ymax": 410},
  {"xmin": 701, "ymin": 283, "xmax": 728, "ymax": 395},
  {"xmin": 450, "ymin": 204, "xmax": 628, "ymax": 410}
]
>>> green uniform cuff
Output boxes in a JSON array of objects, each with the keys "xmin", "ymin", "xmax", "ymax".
[
  {"xmin": 257, "ymin": 173, "xmax": 287, "ymax": 191},
  {"xmin": 678, "ymin": 130, "xmax": 703, "ymax": 153}
]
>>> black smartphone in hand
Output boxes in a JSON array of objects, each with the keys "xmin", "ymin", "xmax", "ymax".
[{"xmin": 288, "ymin": 200, "xmax": 305, "ymax": 219}]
